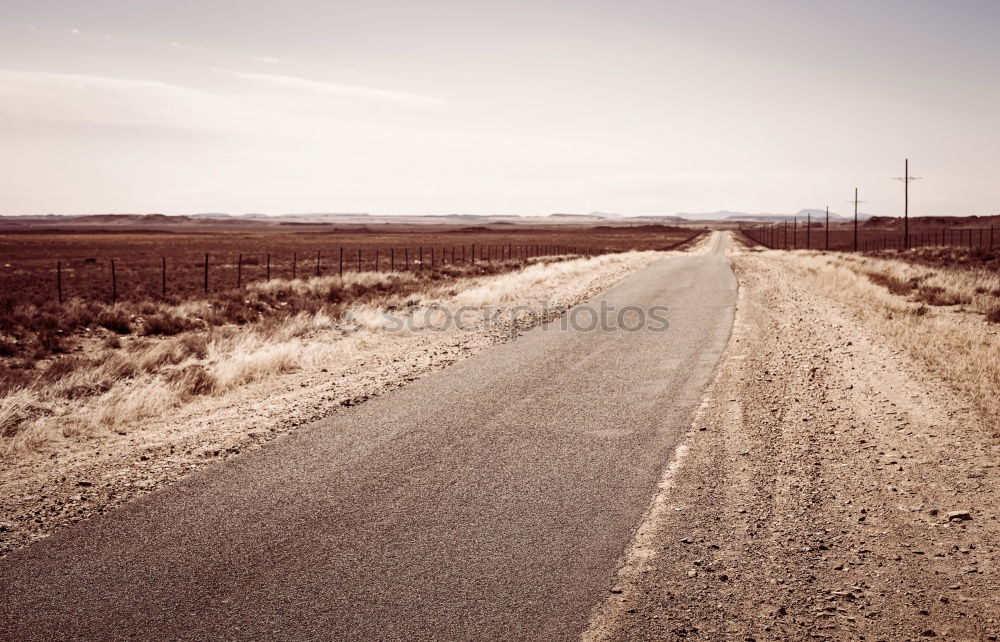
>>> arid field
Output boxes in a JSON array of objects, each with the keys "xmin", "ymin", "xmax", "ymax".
[{"xmin": 2, "ymin": 222, "xmax": 999, "ymax": 641}]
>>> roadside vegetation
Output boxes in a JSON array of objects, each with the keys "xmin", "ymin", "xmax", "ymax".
[
  {"xmin": 773, "ymin": 249, "xmax": 1000, "ymax": 421},
  {"xmin": 0, "ymin": 250, "xmax": 677, "ymax": 452}
]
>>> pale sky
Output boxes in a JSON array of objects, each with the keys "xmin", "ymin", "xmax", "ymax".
[{"xmin": 1, "ymin": 0, "xmax": 997, "ymax": 216}]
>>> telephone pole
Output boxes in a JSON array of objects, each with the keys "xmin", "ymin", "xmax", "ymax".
[
  {"xmin": 893, "ymin": 158, "xmax": 921, "ymax": 250},
  {"xmin": 848, "ymin": 188, "xmax": 866, "ymax": 252},
  {"xmin": 825, "ymin": 206, "xmax": 830, "ymax": 251}
]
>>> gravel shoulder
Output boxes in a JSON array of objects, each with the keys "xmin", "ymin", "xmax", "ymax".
[{"xmin": 589, "ymin": 241, "xmax": 1000, "ymax": 641}]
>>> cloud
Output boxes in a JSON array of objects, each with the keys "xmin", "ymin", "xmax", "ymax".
[
  {"xmin": 71, "ymin": 28, "xmax": 80, "ymax": 35},
  {"xmin": 253, "ymin": 56, "xmax": 279, "ymax": 64},
  {"xmin": 0, "ymin": 70, "xmax": 255, "ymax": 131},
  {"xmin": 212, "ymin": 68, "xmax": 445, "ymax": 106},
  {"xmin": 0, "ymin": 71, "xmax": 561, "ymax": 156}
]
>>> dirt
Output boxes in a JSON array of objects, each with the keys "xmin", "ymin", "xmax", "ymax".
[
  {"xmin": 587, "ymin": 242, "xmax": 1000, "ymax": 640},
  {"xmin": 0, "ymin": 247, "xmax": 692, "ymax": 557}
]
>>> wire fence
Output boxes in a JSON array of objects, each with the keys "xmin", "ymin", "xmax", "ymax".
[
  {"xmin": 739, "ymin": 223, "xmax": 996, "ymax": 255},
  {"xmin": 0, "ymin": 230, "xmax": 706, "ymax": 307},
  {"xmin": 5, "ymin": 244, "xmax": 591, "ymax": 307}
]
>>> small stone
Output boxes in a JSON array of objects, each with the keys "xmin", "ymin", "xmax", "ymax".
[{"xmin": 947, "ymin": 511, "xmax": 972, "ymax": 522}]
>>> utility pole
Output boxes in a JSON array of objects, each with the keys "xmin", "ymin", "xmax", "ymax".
[
  {"xmin": 848, "ymin": 188, "xmax": 866, "ymax": 252},
  {"xmin": 893, "ymin": 158, "xmax": 921, "ymax": 250},
  {"xmin": 825, "ymin": 206, "xmax": 830, "ymax": 251}
]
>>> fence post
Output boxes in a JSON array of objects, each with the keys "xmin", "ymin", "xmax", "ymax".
[
  {"xmin": 316, "ymin": 250, "xmax": 321, "ymax": 277},
  {"xmin": 991, "ymin": 226, "xmax": 994, "ymax": 252},
  {"xmin": 266, "ymin": 253, "xmax": 271, "ymax": 281},
  {"xmin": 162, "ymin": 256, "xmax": 166, "ymax": 297},
  {"xmin": 405, "ymin": 247, "xmax": 409, "ymax": 270},
  {"xmin": 237, "ymin": 253, "xmax": 242, "ymax": 288},
  {"xmin": 430, "ymin": 247, "xmax": 434, "ymax": 267},
  {"xmin": 292, "ymin": 252, "xmax": 297, "ymax": 279},
  {"xmin": 419, "ymin": 246, "xmax": 423, "ymax": 267},
  {"xmin": 204, "ymin": 253, "xmax": 209, "ymax": 294},
  {"xmin": 339, "ymin": 247, "xmax": 343, "ymax": 277},
  {"xmin": 57, "ymin": 261, "xmax": 63, "ymax": 304},
  {"xmin": 357, "ymin": 248, "xmax": 361, "ymax": 272},
  {"xmin": 111, "ymin": 258, "xmax": 117, "ymax": 303}
]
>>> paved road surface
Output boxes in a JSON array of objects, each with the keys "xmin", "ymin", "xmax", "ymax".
[{"xmin": 1, "ymin": 233, "xmax": 737, "ymax": 641}]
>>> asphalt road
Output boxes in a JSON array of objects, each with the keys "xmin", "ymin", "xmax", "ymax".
[{"xmin": 1, "ymin": 232, "xmax": 737, "ymax": 641}]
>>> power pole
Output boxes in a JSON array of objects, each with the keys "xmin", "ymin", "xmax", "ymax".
[
  {"xmin": 825, "ymin": 206, "xmax": 830, "ymax": 251},
  {"xmin": 848, "ymin": 188, "xmax": 866, "ymax": 252},
  {"xmin": 893, "ymin": 158, "xmax": 921, "ymax": 250}
]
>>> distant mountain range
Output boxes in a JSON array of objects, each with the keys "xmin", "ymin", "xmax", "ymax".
[
  {"xmin": 0, "ymin": 209, "xmax": 880, "ymax": 228},
  {"xmin": 675, "ymin": 209, "xmax": 870, "ymax": 222}
]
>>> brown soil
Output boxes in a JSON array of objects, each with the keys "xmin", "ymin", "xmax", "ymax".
[{"xmin": 589, "ymin": 244, "xmax": 1000, "ymax": 641}]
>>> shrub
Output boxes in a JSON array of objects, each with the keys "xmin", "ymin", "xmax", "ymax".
[
  {"xmin": 0, "ymin": 338, "xmax": 16, "ymax": 357},
  {"xmin": 96, "ymin": 308, "xmax": 133, "ymax": 334},
  {"xmin": 37, "ymin": 329, "xmax": 67, "ymax": 354},
  {"xmin": 40, "ymin": 357, "xmax": 82, "ymax": 383},
  {"xmin": 987, "ymin": 304, "xmax": 1000, "ymax": 324},
  {"xmin": 166, "ymin": 364, "xmax": 217, "ymax": 397},
  {"xmin": 915, "ymin": 286, "xmax": 968, "ymax": 307},
  {"xmin": 866, "ymin": 271, "xmax": 914, "ymax": 296},
  {"xmin": 141, "ymin": 313, "xmax": 192, "ymax": 336}
]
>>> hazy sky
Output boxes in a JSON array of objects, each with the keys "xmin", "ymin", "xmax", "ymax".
[{"xmin": 1, "ymin": 0, "xmax": 997, "ymax": 216}]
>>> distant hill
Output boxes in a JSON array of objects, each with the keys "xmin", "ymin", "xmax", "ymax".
[
  {"xmin": 678, "ymin": 209, "xmax": 867, "ymax": 222},
  {"xmin": 864, "ymin": 214, "xmax": 1000, "ymax": 228}
]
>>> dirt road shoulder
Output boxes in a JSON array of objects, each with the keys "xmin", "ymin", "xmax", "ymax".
[{"xmin": 590, "ymin": 244, "xmax": 1000, "ymax": 641}]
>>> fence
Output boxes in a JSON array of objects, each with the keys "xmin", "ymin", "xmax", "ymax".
[
  {"xmin": 739, "ymin": 222, "xmax": 995, "ymax": 255},
  {"xmin": 10, "ymin": 244, "xmax": 593, "ymax": 306},
  {"xmin": 0, "ymin": 228, "xmax": 708, "ymax": 307}
]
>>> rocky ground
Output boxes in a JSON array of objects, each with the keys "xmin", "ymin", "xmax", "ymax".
[
  {"xmin": 588, "ymin": 242, "xmax": 1000, "ymax": 641},
  {"xmin": 0, "ymin": 247, "xmax": 691, "ymax": 558}
]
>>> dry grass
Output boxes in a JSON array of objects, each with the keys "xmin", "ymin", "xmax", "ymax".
[
  {"xmin": 774, "ymin": 250, "xmax": 1000, "ymax": 420},
  {"xmin": 0, "ymin": 250, "xmax": 664, "ymax": 452}
]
